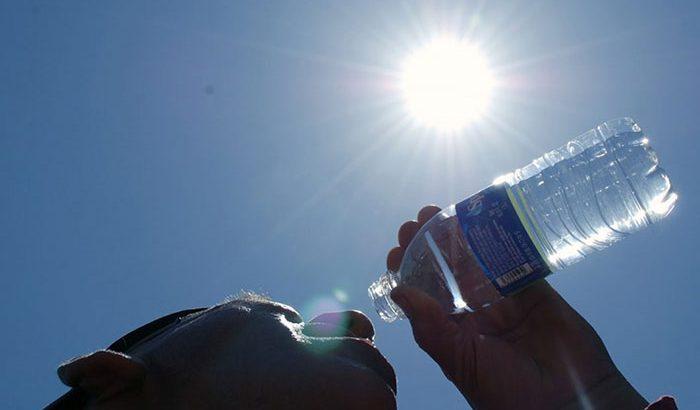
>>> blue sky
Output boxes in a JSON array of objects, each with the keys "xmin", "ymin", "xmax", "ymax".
[{"xmin": 2, "ymin": 1, "xmax": 699, "ymax": 408}]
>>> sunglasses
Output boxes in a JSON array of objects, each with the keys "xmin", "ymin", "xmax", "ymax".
[{"xmin": 44, "ymin": 307, "xmax": 206, "ymax": 409}]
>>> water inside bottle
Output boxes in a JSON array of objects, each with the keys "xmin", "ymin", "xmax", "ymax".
[
  {"xmin": 370, "ymin": 118, "xmax": 677, "ymax": 321},
  {"xmin": 509, "ymin": 121, "xmax": 677, "ymax": 269}
]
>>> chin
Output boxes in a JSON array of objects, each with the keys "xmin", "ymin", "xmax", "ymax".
[{"xmin": 325, "ymin": 366, "xmax": 397, "ymax": 410}]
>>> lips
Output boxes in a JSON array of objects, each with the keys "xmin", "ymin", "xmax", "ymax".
[
  {"xmin": 332, "ymin": 338, "xmax": 397, "ymax": 394},
  {"xmin": 302, "ymin": 315, "xmax": 396, "ymax": 394}
]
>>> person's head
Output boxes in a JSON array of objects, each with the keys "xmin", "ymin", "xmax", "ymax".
[{"xmin": 48, "ymin": 293, "xmax": 396, "ymax": 409}]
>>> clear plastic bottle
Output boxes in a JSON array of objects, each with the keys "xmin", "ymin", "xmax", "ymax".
[{"xmin": 369, "ymin": 118, "xmax": 677, "ymax": 322}]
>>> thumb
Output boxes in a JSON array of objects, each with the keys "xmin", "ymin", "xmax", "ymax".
[
  {"xmin": 390, "ymin": 286, "xmax": 465, "ymax": 371},
  {"xmin": 390, "ymin": 285, "xmax": 448, "ymax": 327}
]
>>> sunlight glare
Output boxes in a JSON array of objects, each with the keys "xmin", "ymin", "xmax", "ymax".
[{"xmin": 401, "ymin": 38, "xmax": 495, "ymax": 132}]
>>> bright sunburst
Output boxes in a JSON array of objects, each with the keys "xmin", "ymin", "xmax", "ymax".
[{"xmin": 400, "ymin": 38, "xmax": 496, "ymax": 132}]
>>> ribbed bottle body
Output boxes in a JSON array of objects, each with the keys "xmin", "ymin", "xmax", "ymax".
[
  {"xmin": 502, "ymin": 117, "xmax": 677, "ymax": 269},
  {"xmin": 370, "ymin": 118, "xmax": 677, "ymax": 322}
]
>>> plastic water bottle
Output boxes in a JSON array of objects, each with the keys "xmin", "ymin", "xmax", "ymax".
[{"xmin": 368, "ymin": 118, "xmax": 677, "ymax": 322}]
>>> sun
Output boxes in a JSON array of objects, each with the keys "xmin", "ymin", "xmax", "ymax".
[{"xmin": 400, "ymin": 38, "xmax": 496, "ymax": 132}]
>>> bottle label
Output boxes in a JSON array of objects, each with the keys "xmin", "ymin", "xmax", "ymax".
[{"xmin": 455, "ymin": 184, "xmax": 551, "ymax": 296}]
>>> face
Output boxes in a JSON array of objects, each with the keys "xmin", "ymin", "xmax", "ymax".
[{"xmin": 125, "ymin": 298, "xmax": 397, "ymax": 410}]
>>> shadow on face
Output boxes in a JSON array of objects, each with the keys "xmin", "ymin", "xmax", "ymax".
[{"xmin": 53, "ymin": 296, "xmax": 397, "ymax": 410}]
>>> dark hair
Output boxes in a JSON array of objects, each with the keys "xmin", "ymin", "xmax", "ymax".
[{"xmin": 44, "ymin": 308, "xmax": 206, "ymax": 409}]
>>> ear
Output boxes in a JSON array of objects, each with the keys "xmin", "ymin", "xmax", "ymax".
[{"xmin": 57, "ymin": 350, "xmax": 147, "ymax": 400}]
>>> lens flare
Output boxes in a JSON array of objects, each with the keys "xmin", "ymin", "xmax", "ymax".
[
  {"xmin": 302, "ymin": 295, "xmax": 343, "ymax": 319},
  {"xmin": 333, "ymin": 288, "xmax": 349, "ymax": 303},
  {"xmin": 301, "ymin": 295, "xmax": 349, "ymax": 354}
]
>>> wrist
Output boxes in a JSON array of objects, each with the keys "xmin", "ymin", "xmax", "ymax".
[{"xmin": 560, "ymin": 370, "xmax": 648, "ymax": 410}]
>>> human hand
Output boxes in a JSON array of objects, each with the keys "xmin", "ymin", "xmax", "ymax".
[{"xmin": 388, "ymin": 205, "xmax": 648, "ymax": 409}]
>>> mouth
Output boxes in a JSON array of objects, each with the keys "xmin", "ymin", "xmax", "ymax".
[{"xmin": 333, "ymin": 338, "xmax": 397, "ymax": 394}]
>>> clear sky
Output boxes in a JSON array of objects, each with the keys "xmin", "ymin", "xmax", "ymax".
[{"xmin": 2, "ymin": 1, "xmax": 699, "ymax": 408}]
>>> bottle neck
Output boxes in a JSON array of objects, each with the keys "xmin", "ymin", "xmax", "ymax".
[{"xmin": 368, "ymin": 271, "xmax": 404, "ymax": 323}]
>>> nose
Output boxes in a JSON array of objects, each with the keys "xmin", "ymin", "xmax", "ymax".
[{"xmin": 305, "ymin": 310, "xmax": 375, "ymax": 341}]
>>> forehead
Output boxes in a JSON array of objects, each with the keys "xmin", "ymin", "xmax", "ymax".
[
  {"xmin": 210, "ymin": 298, "xmax": 303, "ymax": 322},
  {"xmin": 128, "ymin": 298, "xmax": 302, "ymax": 355},
  {"xmin": 178, "ymin": 300, "xmax": 304, "ymax": 350},
  {"xmin": 174, "ymin": 297, "xmax": 303, "ymax": 331}
]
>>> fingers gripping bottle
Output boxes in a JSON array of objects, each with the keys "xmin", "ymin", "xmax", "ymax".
[{"xmin": 369, "ymin": 118, "xmax": 677, "ymax": 322}]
